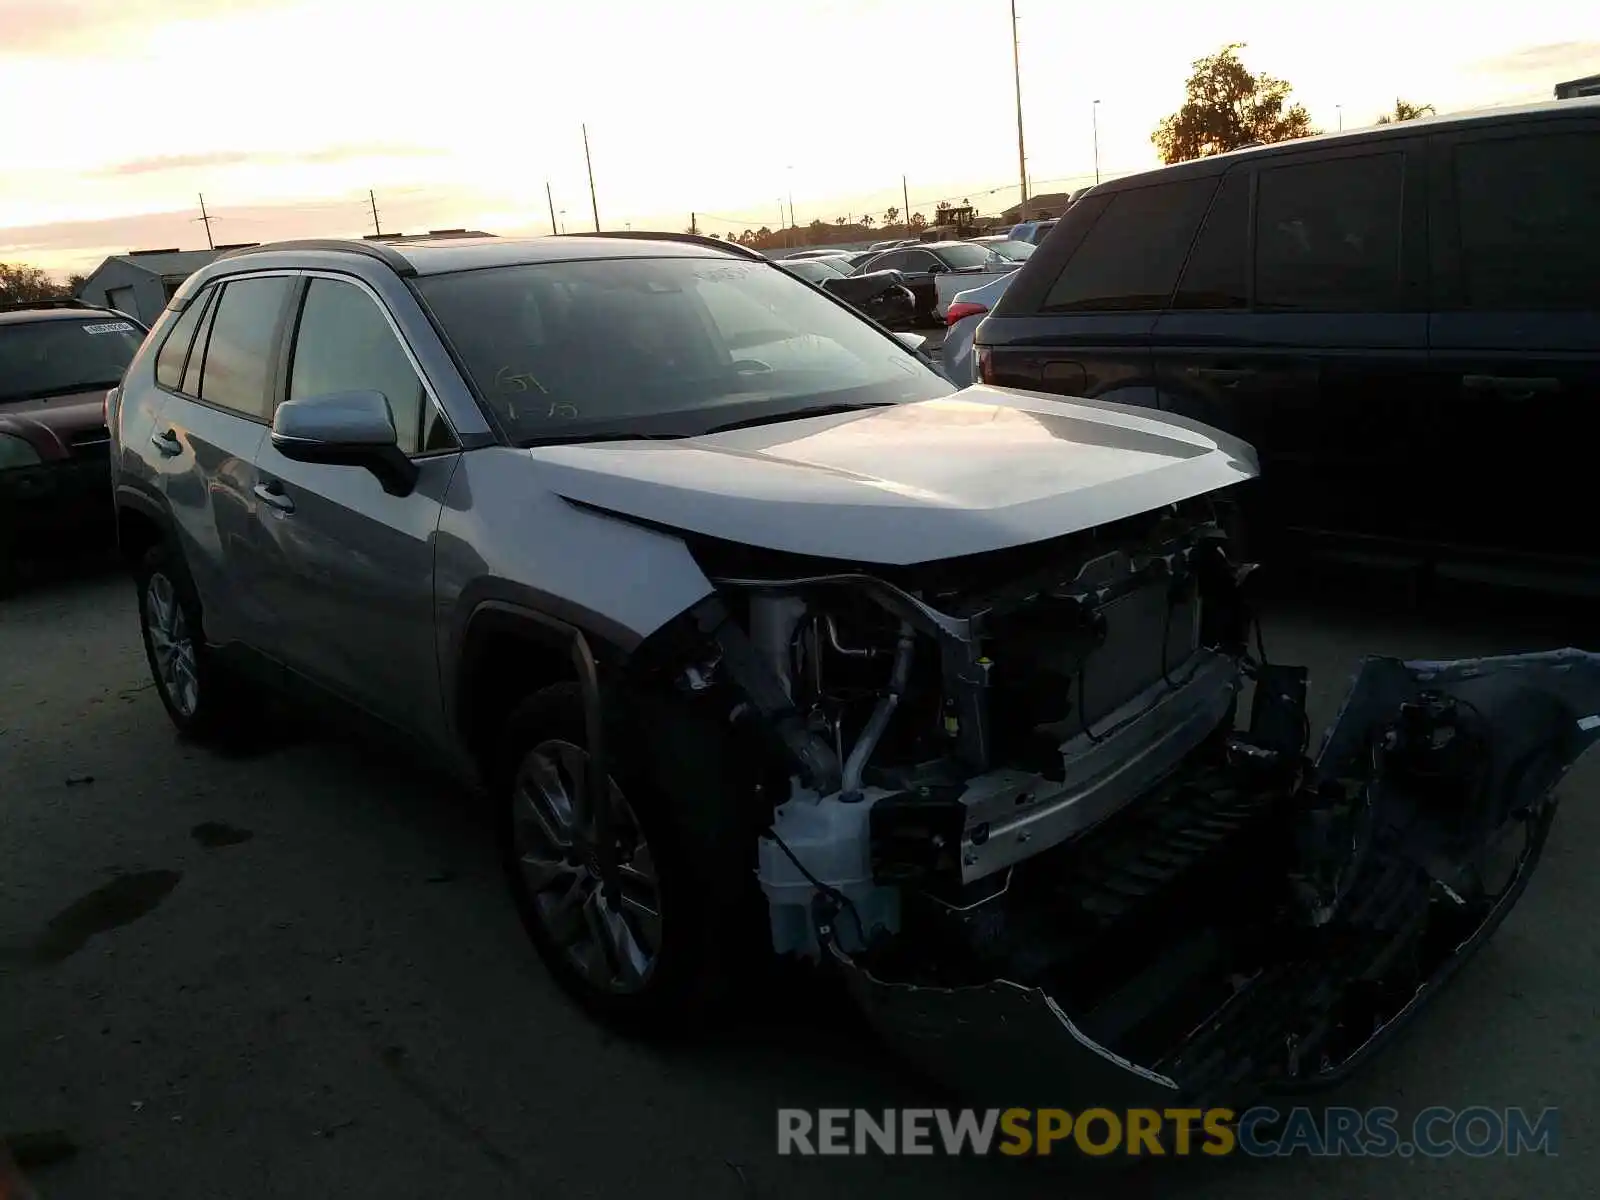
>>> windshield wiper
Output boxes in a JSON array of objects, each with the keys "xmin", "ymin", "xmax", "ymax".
[{"xmin": 699, "ymin": 402, "xmax": 892, "ymax": 436}]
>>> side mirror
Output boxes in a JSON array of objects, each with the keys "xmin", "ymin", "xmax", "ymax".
[{"xmin": 271, "ymin": 390, "xmax": 419, "ymax": 496}]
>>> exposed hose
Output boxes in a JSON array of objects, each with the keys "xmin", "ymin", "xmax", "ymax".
[{"xmin": 840, "ymin": 622, "xmax": 915, "ymax": 801}]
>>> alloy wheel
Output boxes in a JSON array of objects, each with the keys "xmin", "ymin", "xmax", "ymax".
[
  {"xmin": 512, "ymin": 739, "xmax": 662, "ymax": 993},
  {"xmin": 145, "ymin": 571, "xmax": 199, "ymax": 718}
]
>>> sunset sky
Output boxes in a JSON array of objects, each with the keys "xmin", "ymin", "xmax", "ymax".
[{"xmin": 1, "ymin": 0, "xmax": 1594, "ymax": 275}]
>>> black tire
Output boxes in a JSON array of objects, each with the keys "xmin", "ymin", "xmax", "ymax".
[
  {"xmin": 496, "ymin": 682, "xmax": 763, "ymax": 1034},
  {"xmin": 134, "ymin": 542, "xmax": 250, "ymax": 743}
]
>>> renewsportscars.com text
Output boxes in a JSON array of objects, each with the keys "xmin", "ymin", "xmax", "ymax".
[{"xmin": 777, "ymin": 1106, "xmax": 1560, "ymax": 1158}]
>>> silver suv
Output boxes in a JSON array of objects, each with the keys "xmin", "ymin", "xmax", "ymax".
[{"xmin": 110, "ymin": 233, "xmax": 1598, "ymax": 1107}]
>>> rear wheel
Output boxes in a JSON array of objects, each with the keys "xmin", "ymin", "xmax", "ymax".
[{"xmin": 135, "ymin": 543, "xmax": 250, "ymax": 743}]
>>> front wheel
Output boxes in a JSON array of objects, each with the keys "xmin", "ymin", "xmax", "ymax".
[{"xmin": 497, "ymin": 683, "xmax": 760, "ymax": 1032}]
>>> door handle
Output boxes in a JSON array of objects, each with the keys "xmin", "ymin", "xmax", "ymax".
[
  {"xmin": 253, "ymin": 481, "xmax": 295, "ymax": 514},
  {"xmin": 1461, "ymin": 374, "xmax": 1561, "ymax": 396},
  {"xmin": 1193, "ymin": 367, "xmax": 1255, "ymax": 387},
  {"xmin": 150, "ymin": 429, "xmax": 181, "ymax": 457}
]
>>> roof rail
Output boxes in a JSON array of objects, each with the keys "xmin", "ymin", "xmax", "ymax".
[
  {"xmin": 215, "ymin": 238, "xmax": 416, "ymax": 276},
  {"xmin": 559, "ymin": 230, "xmax": 767, "ymax": 261},
  {"xmin": 0, "ymin": 297, "xmax": 98, "ymax": 314}
]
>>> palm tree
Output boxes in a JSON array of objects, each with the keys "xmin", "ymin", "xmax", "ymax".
[{"xmin": 1376, "ymin": 99, "xmax": 1436, "ymax": 125}]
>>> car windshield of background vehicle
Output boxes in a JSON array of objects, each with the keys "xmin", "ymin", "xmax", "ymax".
[
  {"xmin": 0, "ymin": 318, "xmax": 143, "ymax": 403},
  {"xmin": 985, "ymin": 240, "xmax": 1035, "ymax": 261},
  {"xmin": 784, "ymin": 260, "xmax": 838, "ymax": 283},
  {"xmin": 937, "ymin": 244, "xmax": 1003, "ymax": 269},
  {"xmin": 414, "ymin": 257, "xmax": 953, "ymax": 443}
]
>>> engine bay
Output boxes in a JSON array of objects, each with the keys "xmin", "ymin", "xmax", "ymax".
[{"xmin": 634, "ymin": 502, "xmax": 1600, "ymax": 1106}]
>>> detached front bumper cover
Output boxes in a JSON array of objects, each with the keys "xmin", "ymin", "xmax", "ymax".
[{"xmin": 833, "ymin": 650, "xmax": 1600, "ymax": 1109}]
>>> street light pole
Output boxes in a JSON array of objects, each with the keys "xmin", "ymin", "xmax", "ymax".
[
  {"xmin": 1010, "ymin": 0, "xmax": 1028, "ymax": 223},
  {"xmin": 1092, "ymin": 99, "xmax": 1101, "ymax": 185},
  {"xmin": 1337, "ymin": 104, "xmax": 1343, "ymax": 131}
]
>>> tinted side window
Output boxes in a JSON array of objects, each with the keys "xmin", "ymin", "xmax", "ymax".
[
  {"xmin": 1172, "ymin": 172, "xmax": 1249, "ymax": 310},
  {"xmin": 182, "ymin": 292, "xmax": 218, "ymax": 397},
  {"xmin": 1254, "ymin": 153, "xmax": 1403, "ymax": 311},
  {"xmin": 288, "ymin": 278, "xmax": 438, "ymax": 454},
  {"xmin": 1042, "ymin": 178, "xmax": 1216, "ymax": 311},
  {"xmin": 902, "ymin": 251, "xmax": 938, "ymax": 272},
  {"xmin": 154, "ymin": 288, "xmax": 212, "ymax": 390},
  {"xmin": 198, "ymin": 277, "xmax": 292, "ymax": 419},
  {"xmin": 868, "ymin": 252, "xmax": 905, "ymax": 273},
  {"xmin": 1454, "ymin": 131, "xmax": 1600, "ymax": 310}
]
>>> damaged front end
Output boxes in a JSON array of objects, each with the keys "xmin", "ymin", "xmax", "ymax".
[
  {"xmin": 833, "ymin": 650, "xmax": 1600, "ymax": 1109},
  {"xmin": 631, "ymin": 500, "xmax": 1598, "ymax": 1108}
]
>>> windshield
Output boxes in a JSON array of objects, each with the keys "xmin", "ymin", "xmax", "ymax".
[
  {"xmin": 936, "ymin": 243, "xmax": 1003, "ymax": 269},
  {"xmin": 0, "ymin": 317, "xmax": 143, "ymax": 403},
  {"xmin": 783, "ymin": 259, "xmax": 844, "ymax": 283},
  {"xmin": 413, "ymin": 256, "xmax": 954, "ymax": 444},
  {"xmin": 984, "ymin": 240, "xmax": 1035, "ymax": 261}
]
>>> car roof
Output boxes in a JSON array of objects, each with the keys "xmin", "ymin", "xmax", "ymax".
[
  {"xmin": 214, "ymin": 233, "xmax": 752, "ymax": 280},
  {"xmin": 1097, "ymin": 95, "xmax": 1600, "ymax": 192},
  {"xmin": 0, "ymin": 306, "xmax": 126, "ymax": 327}
]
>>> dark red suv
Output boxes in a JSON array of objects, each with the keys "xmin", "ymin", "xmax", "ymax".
[{"xmin": 1, "ymin": 299, "xmax": 147, "ymax": 577}]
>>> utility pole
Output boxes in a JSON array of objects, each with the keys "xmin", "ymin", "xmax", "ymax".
[
  {"xmin": 902, "ymin": 174, "xmax": 910, "ymax": 228},
  {"xmin": 1092, "ymin": 99, "xmax": 1101, "ymax": 185},
  {"xmin": 546, "ymin": 181, "xmax": 557, "ymax": 236},
  {"xmin": 582, "ymin": 124, "xmax": 600, "ymax": 231},
  {"xmin": 690, "ymin": 212, "xmax": 698, "ymax": 235},
  {"xmin": 197, "ymin": 193, "xmax": 215, "ymax": 250},
  {"xmin": 1337, "ymin": 104, "xmax": 1343, "ymax": 131},
  {"xmin": 368, "ymin": 189, "xmax": 382, "ymax": 237},
  {"xmin": 1010, "ymin": 0, "xmax": 1029, "ymax": 222}
]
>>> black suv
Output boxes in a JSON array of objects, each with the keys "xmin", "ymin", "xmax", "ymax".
[{"xmin": 974, "ymin": 97, "xmax": 1600, "ymax": 585}]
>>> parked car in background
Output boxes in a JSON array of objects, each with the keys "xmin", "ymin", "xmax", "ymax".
[
  {"xmin": 1005, "ymin": 218, "xmax": 1058, "ymax": 245},
  {"xmin": 974, "ymin": 96, "xmax": 1600, "ymax": 587},
  {"xmin": 105, "ymin": 231, "xmax": 1599, "ymax": 1113},
  {"xmin": 775, "ymin": 257, "xmax": 916, "ymax": 327},
  {"xmin": 940, "ymin": 271, "xmax": 1015, "ymax": 385},
  {"xmin": 1, "ymin": 299, "xmax": 148, "ymax": 582},
  {"xmin": 857, "ymin": 240, "xmax": 1018, "ymax": 325},
  {"xmin": 783, "ymin": 249, "xmax": 856, "ymax": 261},
  {"xmin": 867, "ymin": 238, "xmax": 920, "ymax": 253},
  {"xmin": 968, "ymin": 237, "xmax": 1036, "ymax": 262}
]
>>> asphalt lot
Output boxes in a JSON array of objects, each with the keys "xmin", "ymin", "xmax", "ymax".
[{"xmin": 2, "ymin": 563, "xmax": 1597, "ymax": 1199}]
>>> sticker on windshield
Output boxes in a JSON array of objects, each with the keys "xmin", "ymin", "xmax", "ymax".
[{"xmin": 82, "ymin": 321, "xmax": 135, "ymax": 335}]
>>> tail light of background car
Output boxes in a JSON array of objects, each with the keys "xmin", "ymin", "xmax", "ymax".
[{"xmin": 945, "ymin": 301, "xmax": 988, "ymax": 327}]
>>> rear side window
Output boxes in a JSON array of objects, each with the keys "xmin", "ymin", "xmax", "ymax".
[
  {"xmin": 1041, "ymin": 178, "xmax": 1216, "ymax": 311},
  {"xmin": 155, "ymin": 288, "xmax": 212, "ymax": 390},
  {"xmin": 867, "ymin": 252, "xmax": 906, "ymax": 273},
  {"xmin": 1172, "ymin": 172, "xmax": 1250, "ymax": 309},
  {"xmin": 197, "ymin": 276, "xmax": 293, "ymax": 419},
  {"xmin": 1254, "ymin": 153, "xmax": 1404, "ymax": 311},
  {"xmin": 1454, "ymin": 130, "xmax": 1600, "ymax": 311}
]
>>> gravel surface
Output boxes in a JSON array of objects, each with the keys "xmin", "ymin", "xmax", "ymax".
[{"xmin": 1, "ymin": 564, "xmax": 1595, "ymax": 1199}]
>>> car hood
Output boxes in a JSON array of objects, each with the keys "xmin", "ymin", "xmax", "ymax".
[
  {"xmin": 525, "ymin": 387, "xmax": 1259, "ymax": 564},
  {"xmin": 0, "ymin": 388, "xmax": 108, "ymax": 459}
]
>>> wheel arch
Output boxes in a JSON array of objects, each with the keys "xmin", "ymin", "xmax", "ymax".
[{"xmin": 114, "ymin": 485, "xmax": 174, "ymax": 570}]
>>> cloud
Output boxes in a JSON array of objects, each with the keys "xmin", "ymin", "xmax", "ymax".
[
  {"xmin": 98, "ymin": 145, "xmax": 447, "ymax": 177},
  {"xmin": 0, "ymin": 0, "xmax": 290, "ymax": 55},
  {"xmin": 1473, "ymin": 41, "xmax": 1600, "ymax": 80}
]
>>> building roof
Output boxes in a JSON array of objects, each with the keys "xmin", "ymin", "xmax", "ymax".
[
  {"xmin": 92, "ymin": 247, "xmax": 250, "ymax": 279},
  {"xmin": 997, "ymin": 193, "xmax": 1074, "ymax": 224}
]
